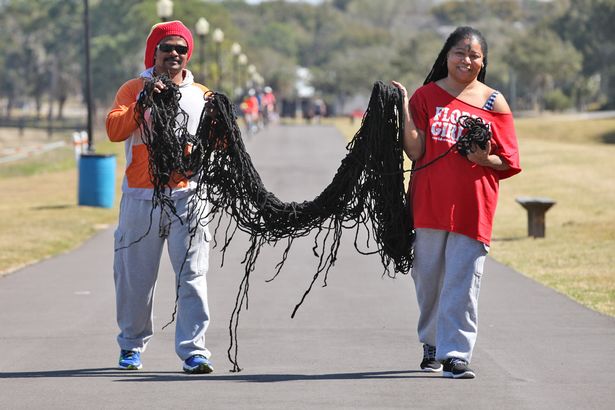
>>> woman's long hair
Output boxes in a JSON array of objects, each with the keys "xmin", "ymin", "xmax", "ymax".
[{"xmin": 423, "ymin": 26, "xmax": 489, "ymax": 85}]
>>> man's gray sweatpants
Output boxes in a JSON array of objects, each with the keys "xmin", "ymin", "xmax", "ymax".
[
  {"xmin": 113, "ymin": 194, "xmax": 211, "ymax": 361},
  {"xmin": 411, "ymin": 228, "xmax": 488, "ymax": 363}
]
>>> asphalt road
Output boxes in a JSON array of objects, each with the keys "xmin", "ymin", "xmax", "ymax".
[{"xmin": 1, "ymin": 124, "xmax": 614, "ymax": 409}]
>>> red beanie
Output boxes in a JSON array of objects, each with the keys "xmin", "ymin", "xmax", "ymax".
[{"xmin": 144, "ymin": 20, "xmax": 194, "ymax": 69}]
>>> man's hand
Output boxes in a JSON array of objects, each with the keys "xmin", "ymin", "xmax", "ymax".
[
  {"xmin": 204, "ymin": 93, "xmax": 219, "ymax": 118},
  {"xmin": 151, "ymin": 79, "xmax": 167, "ymax": 94},
  {"xmin": 139, "ymin": 78, "xmax": 169, "ymax": 106}
]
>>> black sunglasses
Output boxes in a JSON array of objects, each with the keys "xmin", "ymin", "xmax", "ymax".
[{"xmin": 157, "ymin": 43, "xmax": 189, "ymax": 55}]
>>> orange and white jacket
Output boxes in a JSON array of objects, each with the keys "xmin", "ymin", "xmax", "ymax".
[{"xmin": 106, "ymin": 68, "xmax": 208, "ymax": 200}]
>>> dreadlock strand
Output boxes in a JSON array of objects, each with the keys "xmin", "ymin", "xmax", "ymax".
[{"xmin": 137, "ymin": 80, "xmax": 417, "ymax": 371}]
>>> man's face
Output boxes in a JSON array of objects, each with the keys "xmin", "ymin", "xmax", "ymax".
[{"xmin": 154, "ymin": 35, "xmax": 189, "ymax": 75}]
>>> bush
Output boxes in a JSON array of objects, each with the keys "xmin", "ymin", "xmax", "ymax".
[{"xmin": 543, "ymin": 89, "xmax": 572, "ymax": 111}]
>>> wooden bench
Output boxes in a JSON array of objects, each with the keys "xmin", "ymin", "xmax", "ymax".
[{"xmin": 515, "ymin": 196, "xmax": 556, "ymax": 238}]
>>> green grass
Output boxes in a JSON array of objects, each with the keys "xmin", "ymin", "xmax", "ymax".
[
  {"xmin": 1, "ymin": 118, "xmax": 614, "ymax": 318},
  {"xmin": 0, "ymin": 136, "xmax": 124, "ymax": 275},
  {"xmin": 0, "ymin": 147, "xmax": 76, "ymax": 178},
  {"xmin": 492, "ymin": 118, "xmax": 615, "ymax": 316},
  {"xmin": 333, "ymin": 116, "xmax": 615, "ymax": 317}
]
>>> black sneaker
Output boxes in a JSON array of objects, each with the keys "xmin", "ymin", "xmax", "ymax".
[
  {"xmin": 420, "ymin": 344, "xmax": 443, "ymax": 372},
  {"xmin": 442, "ymin": 358, "xmax": 475, "ymax": 379}
]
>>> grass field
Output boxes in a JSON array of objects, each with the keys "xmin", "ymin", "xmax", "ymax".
[
  {"xmin": 491, "ymin": 118, "xmax": 615, "ymax": 317},
  {"xmin": 0, "ymin": 134, "xmax": 124, "ymax": 274},
  {"xmin": 1, "ymin": 116, "xmax": 614, "ymax": 317},
  {"xmin": 334, "ymin": 116, "xmax": 615, "ymax": 317}
]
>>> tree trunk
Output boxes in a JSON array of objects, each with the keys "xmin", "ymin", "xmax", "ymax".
[
  {"xmin": 57, "ymin": 95, "xmax": 66, "ymax": 120},
  {"xmin": 35, "ymin": 96, "xmax": 42, "ymax": 120},
  {"xmin": 6, "ymin": 96, "xmax": 14, "ymax": 119},
  {"xmin": 47, "ymin": 98, "xmax": 54, "ymax": 139}
]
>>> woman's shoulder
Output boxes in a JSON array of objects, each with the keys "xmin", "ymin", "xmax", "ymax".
[
  {"xmin": 410, "ymin": 82, "xmax": 438, "ymax": 101},
  {"xmin": 480, "ymin": 84, "xmax": 511, "ymax": 114},
  {"xmin": 415, "ymin": 82, "xmax": 437, "ymax": 94}
]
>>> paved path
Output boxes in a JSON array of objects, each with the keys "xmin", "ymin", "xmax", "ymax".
[{"xmin": 1, "ymin": 124, "xmax": 614, "ymax": 409}]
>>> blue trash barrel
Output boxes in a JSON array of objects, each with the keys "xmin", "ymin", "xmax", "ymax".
[{"xmin": 78, "ymin": 153, "xmax": 117, "ymax": 208}]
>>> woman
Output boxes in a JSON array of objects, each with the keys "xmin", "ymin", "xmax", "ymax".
[{"xmin": 393, "ymin": 26, "xmax": 521, "ymax": 379}]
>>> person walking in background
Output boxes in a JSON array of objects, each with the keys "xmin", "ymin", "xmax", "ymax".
[
  {"xmin": 241, "ymin": 88, "xmax": 260, "ymax": 135},
  {"xmin": 393, "ymin": 26, "xmax": 521, "ymax": 379},
  {"xmin": 106, "ymin": 20, "xmax": 215, "ymax": 374},
  {"xmin": 261, "ymin": 86, "xmax": 277, "ymax": 126},
  {"xmin": 313, "ymin": 97, "xmax": 327, "ymax": 124}
]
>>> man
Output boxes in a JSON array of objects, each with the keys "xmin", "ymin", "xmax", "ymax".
[{"xmin": 106, "ymin": 20, "xmax": 214, "ymax": 374}]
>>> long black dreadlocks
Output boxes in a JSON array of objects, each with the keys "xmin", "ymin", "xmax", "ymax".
[
  {"xmin": 190, "ymin": 81, "xmax": 413, "ymax": 371},
  {"xmin": 134, "ymin": 77, "xmax": 491, "ymax": 372},
  {"xmin": 131, "ymin": 75, "xmax": 213, "ymax": 329}
]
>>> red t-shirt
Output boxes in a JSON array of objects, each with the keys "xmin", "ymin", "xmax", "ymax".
[{"xmin": 409, "ymin": 82, "xmax": 521, "ymax": 245}]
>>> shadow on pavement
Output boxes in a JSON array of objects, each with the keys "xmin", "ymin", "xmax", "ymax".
[{"xmin": 0, "ymin": 368, "xmax": 437, "ymax": 383}]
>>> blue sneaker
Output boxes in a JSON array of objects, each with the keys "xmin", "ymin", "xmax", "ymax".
[
  {"xmin": 183, "ymin": 355, "xmax": 214, "ymax": 374},
  {"xmin": 118, "ymin": 350, "xmax": 142, "ymax": 370}
]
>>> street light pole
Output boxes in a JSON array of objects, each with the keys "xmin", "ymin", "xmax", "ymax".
[
  {"xmin": 83, "ymin": 0, "xmax": 94, "ymax": 152},
  {"xmin": 156, "ymin": 0, "xmax": 173, "ymax": 22},
  {"xmin": 231, "ymin": 42, "xmax": 241, "ymax": 98},
  {"xmin": 238, "ymin": 53, "xmax": 247, "ymax": 96},
  {"xmin": 247, "ymin": 64, "xmax": 256, "ymax": 89},
  {"xmin": 212, "ymin": 28, "xmax": 224, "ymax": 91},
  {"xmin": 195, "ymin": 17, "xmax": 210, "ymax": 85}
]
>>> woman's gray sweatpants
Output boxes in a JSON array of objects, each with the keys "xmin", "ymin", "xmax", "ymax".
[
  {"xmin": 411, "ymin": 228, "xmax": 488, "ymax": 363},
  {"xmin": 113, "ymin": 194, "xmax": 211, "ymax": 361}
]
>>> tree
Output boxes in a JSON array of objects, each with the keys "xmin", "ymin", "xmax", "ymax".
[
  {"xmin": 0, "ymin": 0, "xmax": 51, "ymax": 118},
  {"xmin": 431, "ymin": 0, "xmax": 525, "ymax": 25},
  {"xmin": 88, "ymin": 0, "xmax": 146, "ymax": 111},
  {"xmin": 505, "ymin": 26, "xmax": 582, "ymax": 111},
  {"xmin": 390, "ymin": 31, "xmax": 443, "ymax": 90},
  {"xmin": 311, "ymin": 45, "xmax": 396, "ymax": 111},
  {"xmin": 553, "ymin": 0, "xmax": 615, "ymax": 108},
  {"xmin": 43, "ymin": 0, "xmax": 83, "ymax": 120}
]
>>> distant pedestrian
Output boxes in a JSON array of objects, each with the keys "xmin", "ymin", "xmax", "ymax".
[
  {"xmin": 106, "ymin": 20, "xmax": 216, "ymax": 374},
  {"xmin": 261, "ymin": 86, "xmax": 277, "ymax": 126},
  {"xmin": 241, "ymin": 89, "xmax": 260, "ymax": 134},
  {"xmin": 313, "ymin": 97, "xmax": 326, "ymax": 124},
  {"xmin": 393, "ymin": 26, "xmax": 521, "ymax": 379}
]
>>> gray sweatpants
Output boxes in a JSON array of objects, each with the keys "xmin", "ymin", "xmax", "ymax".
[
  {"xmin": 411, "ymin": 228, "xmax": 488, "ymax": 363},
  {"xmin": 113, "ymin": 194, "xmax": 211, "ymax": 360}
]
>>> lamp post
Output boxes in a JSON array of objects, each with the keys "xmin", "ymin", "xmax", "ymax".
[
  {"xmin": 83, "ymin": 0, "xmax": 94, "ymax": 152},
  {"xmin": 247, "ymin": 64, "xmax": 256, "ymax": 89},
  {"xmin": 230, "ymin": 42, "xmax": 241, "ymax": 97},
  {"xmin": 212, "ymin": 28, "xmax": 224, "ymax": 90},
  {"xmin": 156, "ymin": 0, "xmax": 173, "ymax": 22},
  {"xmin": 238, "ymin": 53, "xmax": 247, "ymax": 95},
  {"xmin": 195, "ymin": 17, "xmax": 209, "ymax": 85},
  {"xmin": 253, "ymin": 72, "xmax": 264, "ymax": 88},
  {"xmin": 78, "ymin": 0, "xmax": 117, "ymax": 210}
]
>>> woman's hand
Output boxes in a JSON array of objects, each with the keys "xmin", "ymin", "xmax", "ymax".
[
  {"xmin": 466, "ymin": 140, "xmax": 509, "ymax": 171},
  {"xmin": 467, "ymin": 140, "xmax": 491, "ymax": 166},
  {"xmin": 391, "ymin": 81, "xmax": 409, "ymax": 104},
  {"xmin": 391, "ymin": 81, "xmax": 424, "ymax": 161}
]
